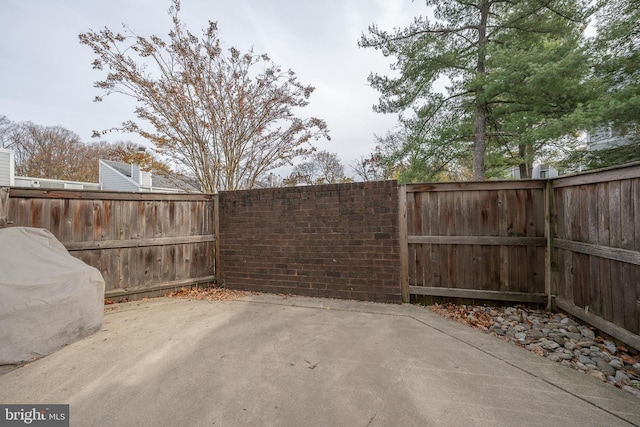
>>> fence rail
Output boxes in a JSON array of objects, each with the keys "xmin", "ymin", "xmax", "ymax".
[
  {"xmin": 401, "ymin": 181, "xmax": 548, "ymax": 305},
  {"xmin": 2, "ymin": 188, "xmax": 216, "ymax": 300},
  {"xmin": 551, "ymin": 163, "xmax": 640, "ymax": 347},
  {"xmin": 1, "ymin": 162, "xmax": 639, "ymax": 351},
  {"xmin": 400, "ymin": 163, "xmax": 640, "ymax": 351}
]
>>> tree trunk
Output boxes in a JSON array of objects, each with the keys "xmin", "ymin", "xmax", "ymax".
[
  {"xmin": 518, "ymin": 142, "xmax": 534, "ymax": 179},
  {"xmin": 472, "ymin": 0, "xmax": 490, "ymax": 181}
]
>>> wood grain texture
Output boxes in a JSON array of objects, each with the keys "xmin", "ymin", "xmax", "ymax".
[
  {"xmin": 404, "ymin": 184, "xmax": 547, "ymax": 300},
  {"xmin": 6, "ymin": 188, "xmax": 217, "ymax": 299}
]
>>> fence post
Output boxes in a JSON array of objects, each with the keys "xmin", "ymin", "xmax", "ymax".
[
  {"xmin": 214, "ymin": 193, "xmax": 221, "ymax": 286},
  {"xmin": 0, "ymin": 187, "xmax": 8, "ymax": 228},
  {"xmin": 398, "ymin": 184, "xmax": 409, "ymax": 303},
  {"xmin": 544, "ymin": 179, "xmax": 554, "ymax": 310}
]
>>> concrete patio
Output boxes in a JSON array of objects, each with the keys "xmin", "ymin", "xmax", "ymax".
[{"xmin": 1, "ymin": 295, "xmax": 638, "ymax": 426}]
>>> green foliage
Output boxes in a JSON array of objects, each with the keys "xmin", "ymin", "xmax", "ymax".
[
  {"xmin": 585, "ymin": 139, "xmax": 640, "ymax": 170},
  {"xmin": 360, "ymin": 0, "xmax": 594, "ymax": 181},
  {"xmin": 589, "ymin": 0, "xmax": 640, "ymax": 134}
]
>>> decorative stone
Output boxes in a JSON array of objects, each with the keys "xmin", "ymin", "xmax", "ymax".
[
  {"xmin": 609, "ymin": 359, "xmax": 624, "ymax": 370},
  {"xmin": 596, "ymin": 360, "xmax": 616, "ymax": 377},
  {"xmin": 603, "ymin": 340, "xmax": 617, "ymax": 354},
  {"xmin": 528, "ymin": 330, "xmax": 545, "ymax": 340},
  {"xmin": 615, "ymin": 370, "xmax": 630, "ymax": 384},
  {"xmin": 566, "ymin": 332, "xmax": 582, "ymax": 341},
  {"xmin": 576, "ymin": 340, "xmax": 595, "ymax": 348},
  {"xmin": 541, "ymin": 340, "xmax": 560, "ymax": 350},
  {"xmin": 578, "ymin": 355, "xmax": 594, "ymax": 365},
  {"xmin": 580, "ymin": 327, "xmax": 596, "ymax": 340},
  {"xmin": 428, "ymin": 303, "xmax": 640, "ymax": 400},
  {"xmin": 561, "ymin": 317, "xmax": 579, "ymax": 327},
  {"xmin": 548, "ymin": 354, "xmax": 561, "ymax": 362},
  {"xmin": 515, "ymin": 332, "xmax": 527, "ymax": 341}
]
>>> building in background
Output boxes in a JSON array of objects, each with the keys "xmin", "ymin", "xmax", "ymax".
[
  {"xmin": 510, "ymin": 163, "xmax": 559, "ymax": 180},
  {"xmin": 586, "ymin": 126, "xmax": 632, "ymax": 152},
  {"xmin": 0, "ymin": 149, "xmax": 198, "ymax": 193},
  {"xmin": 0, "ymin": 148, "xmax": 101, "ymax": 190},
  {"xmin": 99, "ymin": 160, "xmax": 200, "ymax": 193}
]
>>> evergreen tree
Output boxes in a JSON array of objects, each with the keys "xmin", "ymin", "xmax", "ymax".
[
  {"xmin": 582, "ymin": 0, "xmax": 640, "ymax": 169},
  {"xmin": 360, "ymin": 0, "xmax": 592, "ymax": 181}
]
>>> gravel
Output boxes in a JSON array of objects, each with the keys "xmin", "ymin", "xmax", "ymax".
[{"xmin": 429, "ymin": 303, "xmax": 640, "ymax": 399}]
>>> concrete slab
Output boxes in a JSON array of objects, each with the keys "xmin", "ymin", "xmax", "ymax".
[{"xmin": 1, "ymin": 295, "xmax": 638, "ymax": 426}]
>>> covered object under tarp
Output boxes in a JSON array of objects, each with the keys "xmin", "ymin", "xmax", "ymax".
[{"xmin": 0, "ymin": 227, "xmax": 105, "ymax": 364}]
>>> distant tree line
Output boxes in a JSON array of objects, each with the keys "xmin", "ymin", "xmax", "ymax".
[{"xmin": 0, "ymin": 115, "xmax": 171, "ymax": 183}]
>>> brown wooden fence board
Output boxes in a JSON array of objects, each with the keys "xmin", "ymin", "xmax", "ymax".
[
  {"xmin": 0, "ymin": 188, "xmax": 8, "ymax": 227},
  {"xmin": 4, "ymin": 188, "xmax": 216, "ymax": 300},
  {"xmin": 405, "ymin": 182, "xmax": 547, "ymax": 302},
  {"xmin": 2, "ymin": 163, "xmax": 639, "ymax": 348},
  {"xmin": 402, "ymin": 167, "xmax": 639, "ymax": 348},
  {"xmin": 622, "ymin": 263, "xmax": 638, "ymax": 334},
  {"xmin": 552, "ymin": 165, "xmax": 640, "ymax": 337},
  {"xmin": 553, "ymin": 161, "xmax": 640, "ymax": 187},
  {"xmin": 635, "ymin": 180, "xmax": 640, "ymax": 250}
]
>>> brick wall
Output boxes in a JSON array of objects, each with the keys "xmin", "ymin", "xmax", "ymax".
[{"xmin": 218, "ymin": 181, "xmax": 401, "ymax": 303}]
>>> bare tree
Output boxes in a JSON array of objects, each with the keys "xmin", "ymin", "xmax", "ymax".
[
  {"xmin": 350, "ymin": 154, "xmax": 390, "ymax": 182},
  {"xmin": 1, "ymin": 116, "xmax": 174, "ymax": 182},
  {"xmin": 352, "ymin": 129, "xmax": 406, "ymax": 182},
  {"xmin": 79, "ymin": 0, "xmax": 329, "ymax": 192},
  {"xmin": 0, "ymin": 116, "xmax": 16, "ymax": 150},
  {"xmin": 8, "ymin": 122, "xmax": 83, "ymax": 180},
  {"xmin": 288, "ymin": 150, "xmax": 348, "ymax": 185}
]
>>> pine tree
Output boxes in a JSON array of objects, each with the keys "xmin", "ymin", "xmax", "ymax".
[{"xmin": 360, "ymin": 0, "xmax": 592, "ymax": 181}]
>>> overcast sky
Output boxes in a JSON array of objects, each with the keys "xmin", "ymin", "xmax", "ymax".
[{"xmin": 0, "ymin": 0, "xmax": 427, "ymax": 176}]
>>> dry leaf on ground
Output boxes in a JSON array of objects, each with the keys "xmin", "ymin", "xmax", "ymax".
[{"xmin": 166, "ymin": 286, "xmax": 249, "ymax": 301}]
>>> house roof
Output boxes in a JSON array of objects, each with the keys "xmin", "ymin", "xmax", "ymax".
[
  {"xmin": 102, "ymin": 160, "xmax": 134, "ymax": 178},
  {"xmin": 152, "ymin": 172, "xmax": 201, "ymax": 192},
  {"xmin": 100, "ymin": 159, "xmax": 201, "ymax": 192}
]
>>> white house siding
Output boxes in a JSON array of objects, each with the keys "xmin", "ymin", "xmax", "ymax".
[
  {"xmin": 140, "ymin": 170, "xmax": 152, "ymax": 189},
  {"xmin": 0, "ymin": 148, "xmax": 15, "ymax": 187},
  {"xmin": 587, "ymin": 126, "xmax": 631, "ymax": 151},
  {"xmin": 99, "ymin": 160, "xmax": 141, "ymax": 192},
  {"xmin": 13, "ymin": 176, "xmax": 102, "ymax": 190}
]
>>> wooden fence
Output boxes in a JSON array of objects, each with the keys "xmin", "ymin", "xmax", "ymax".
[
  {"xmin": 400, "ymin": 181, "xmax": 548, "ymax": 305},
  {"xmin": 400, "ymin": 163, "xmax": 640, "ymax": 351},
  {"xmin": 551, "ymin": 163, "xmax": 640, "ymax": 349},
  {"xmin": 1, "ymin": 188, "xmax": 217, "ymax": 300},
  {"xmin": 1, "ymin": 163, "xmax": 639, "ymax": 350}
]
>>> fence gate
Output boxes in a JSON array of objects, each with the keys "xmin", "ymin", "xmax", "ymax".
[{"xmin": 399, "ymin": 181, "xmax": 549, "ymax": 305}]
